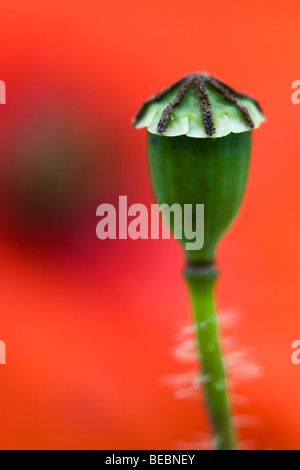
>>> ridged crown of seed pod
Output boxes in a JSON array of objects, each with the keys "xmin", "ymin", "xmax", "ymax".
[{"xmin": 134, "ymin": 73, "xmax": 265, "ymax": 138}]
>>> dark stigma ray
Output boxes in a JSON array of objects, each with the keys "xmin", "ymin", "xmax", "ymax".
[
  {"xmin": 205, "ymin": 76, "xmax": 255, "ymax": 129},
  {"xmin": 212, "ymin": 77, "xmax": 264, "ymax": 114},
  {"xmin": 194, "ymin": 76, "xmax": 216, "ymax": 136},
  {"xmin": 133, "ymin": 77, "xmax": 186, "ymax": 126},
  {"xmin": 156, "ymin": 77, "xmax": 194, "ymax": 134}
]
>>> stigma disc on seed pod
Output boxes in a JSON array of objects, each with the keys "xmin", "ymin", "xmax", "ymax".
[{"xmin": 133, "ymin": 73, "xmax": 265, "ymax": 138}]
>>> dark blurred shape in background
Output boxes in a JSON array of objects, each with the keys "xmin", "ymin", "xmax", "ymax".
[{"xmin": 1, "ymin": 106, "xmax": 106, "ymax": 250}]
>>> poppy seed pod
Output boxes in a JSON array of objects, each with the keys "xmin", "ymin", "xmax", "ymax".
[
  {"xmin": 134, "ymin": 73, "xmax": 265, "ymax": 264},
  {"xmin": 133, "ymin": 73, "xmax": 265, "ymax": 450}
]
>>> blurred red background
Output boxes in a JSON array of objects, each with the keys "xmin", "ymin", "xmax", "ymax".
[{"xmin": 0, "ymin": 0, "xmax": 299, "ymax": 450}]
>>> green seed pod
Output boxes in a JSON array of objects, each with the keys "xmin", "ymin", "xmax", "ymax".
[
  {"xmin": 133, "ymin": 73, "xmax": 265, "ymax": 450},
  {"xmin": 148, "ymin": 132, "xmax": 251, "ymax": 264},
  {"xmin": 134, "ymin": 73, "xmax": 265, "ymax": 264}
]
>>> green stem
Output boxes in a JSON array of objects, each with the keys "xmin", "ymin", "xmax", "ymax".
[{"xmin": 184, "ymin": 263, "xmax": 236, "ymax": 450}]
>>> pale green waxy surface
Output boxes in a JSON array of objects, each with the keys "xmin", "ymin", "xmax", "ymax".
[{"xmin": 135, "ymin": 81, "xmax": 265, "ymax": 138}]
